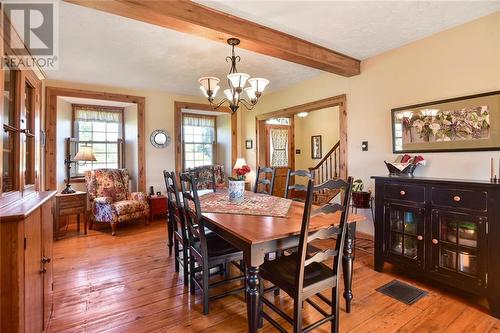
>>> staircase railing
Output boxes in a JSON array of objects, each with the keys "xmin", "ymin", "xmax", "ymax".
[
  {"xmin": 309, "ymin": 140, "xmax": 341, "ymax": 204},
  {"xmin": 309, "ymin": 140, "xmax": 340, "ymax": 184}
]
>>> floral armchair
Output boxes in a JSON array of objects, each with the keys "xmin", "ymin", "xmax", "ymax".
[
  {"xmin": 185, "ymin": 164, "xmax": 226, "ymax": 190},
  {"xmin": 84, "ymin": 168, "xmax": 149, "ymax": 236}
]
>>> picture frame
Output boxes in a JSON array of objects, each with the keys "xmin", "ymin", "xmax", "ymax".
[
  {"xmin": 311, "ymin": 135, "xmax": 322, "ymax": 159},
  {"xmin": 245, "ymin": 139, "xmax": 253, "ymax": 149},
  {"xmin": 392, "ymin": 91, "xmax": 500, "ymax": 153}
]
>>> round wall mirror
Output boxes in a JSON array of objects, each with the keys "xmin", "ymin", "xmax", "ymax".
[{"xmin": 150, "ymin": 129, "xmax": 170, "ymax": 148}]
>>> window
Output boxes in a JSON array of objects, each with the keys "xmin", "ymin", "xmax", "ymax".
[
  {"xmin": 182, "ymin": 114, "xmax": 216, "ymax": 169},
  {"xmin": 72, "ymin": 105, "xmax": 123, "ymax": 176}
]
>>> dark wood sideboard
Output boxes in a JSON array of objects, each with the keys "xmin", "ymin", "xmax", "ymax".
[{"xmin": 372, "ymin": 176, "xmax": 500, "ymax": 318}]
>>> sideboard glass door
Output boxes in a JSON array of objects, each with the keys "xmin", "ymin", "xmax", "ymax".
[
  {"xmin": 431, "ymin": 210, "xmax": 486, "ymax": 288},
  {"xmin": 384, "ymin": 203, "xmax": 425, "ymax": 268}
]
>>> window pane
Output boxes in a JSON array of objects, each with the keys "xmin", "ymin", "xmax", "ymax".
[
  {"xmin": 193, "ymin": 127, "xmax": 203, "ymax": 135},
  {"xmin": 107, "ymin": 122, "xmax": 119, "ymax": 133},
  {"xmin": 79, "ymin": 121, "xmax": 92, "ymax": 132},
  {"xmin": 93, "ymin": 122, "xmax": 106, "ymax": 132},
  {"xmin": 107, "ymin": 143, "xmax": 118, "ymax": 152},
  {"xmin": 107, "ymin": 132, "xmax": 118, "ymax": 142},
  {"xmin": 93, "ymin": 132, "xmax": 106, "ymax": 141},
  {"xmin": 92, "ymin": 143, "xmax": 106, "ymax": 153},
  {"xmin": 107, "ymin": 153, "xmax": 118, "ymax": 163},
  {"xmin": 94, "ymin": 153, "xmax": 107, "ymax": 163},
  {"xmin": 79, "ymin": 131, "xmax": 92, "ymax": 141}
]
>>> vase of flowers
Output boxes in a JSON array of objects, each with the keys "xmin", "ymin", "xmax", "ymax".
[{"xmin": 228, "ymin": 162, "xmax": 250, "ymax": 203}]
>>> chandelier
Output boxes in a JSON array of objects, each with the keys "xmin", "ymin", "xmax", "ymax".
[{"xmin": 198, "ymin": 38, "xmax": 269, "ymax": 113}]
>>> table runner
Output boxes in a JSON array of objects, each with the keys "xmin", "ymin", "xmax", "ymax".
[{"xmin": 199, "ymin": 190, "xmax": 293, "ymax": 217}]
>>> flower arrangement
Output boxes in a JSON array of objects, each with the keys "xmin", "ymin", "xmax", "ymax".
[
  {"xmin": 229, "ymin": 165, "xmax": 250, "ymax": 181},
  {"xmin": 385, "ymin": 154, "xmax": 426, "ymax": 176}
]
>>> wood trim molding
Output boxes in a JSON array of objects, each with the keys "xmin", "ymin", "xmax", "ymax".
[
  {"xmin": 64, "ymin": 0, "xmax": 360, "ymax": 77},
  {"xmin": 44, "ymin": 87, "xmax": 146, "ymax": 192},
  {"xmin": 256, "ymin": 95, "xmax": 348, "ymax": 179},
  {"xmin": 174, "ymin": 101, "xmax": 236, "ymax": 174}
]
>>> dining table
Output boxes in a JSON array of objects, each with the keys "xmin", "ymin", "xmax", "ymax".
[{"xmin": 167, "ymin": 189, "xmax": 365, "ymax": 333}]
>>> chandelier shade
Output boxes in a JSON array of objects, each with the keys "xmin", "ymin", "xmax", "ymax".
[{"xmin": 197, "ymin": 38, "xmax": 269, "ymax": 113}]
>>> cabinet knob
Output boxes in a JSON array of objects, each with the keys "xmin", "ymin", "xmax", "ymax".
[
  {"xmin": 417, "ymin": 235, "xmax": 423, "ymax": 241},
  {"xmin": 453, "ymin": 195, "xmax": 461, "ymax": 202},
  {"xmin": 400, "ymin": 190, "xmax": 406, "ymax": 196},
  {"xmin": 432, "ymin": 238, "xmax": 439, "ymax": 245},
  {"xmin": 40, "ymin": 268, "xmax": 47, "ymax": 274},
  {"xmin": 41, "ymin": 256, "xmax": 51, "ymax": 264}
]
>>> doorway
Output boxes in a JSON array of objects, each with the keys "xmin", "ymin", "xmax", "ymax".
[
  {"xmin": 256, "ymin": 95, "xmax": 347, "ymax": 193},
  {"xmin": 264, "ymin": 118, "xmax": 294, "ymax": 197}
]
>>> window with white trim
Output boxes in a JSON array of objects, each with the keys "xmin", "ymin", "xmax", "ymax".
[
  {"xmin": 72, "ymin": 105, "xmax": 124, "ymax": 176},
  {"xmin": 182, "ymin": 114, "xmax": 216, "ymax": 169}
]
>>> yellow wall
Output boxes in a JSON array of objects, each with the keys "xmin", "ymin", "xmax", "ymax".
[
  {"xmin": 44, "ymin": 79, "xmax": 207, "ymax": 192},
  {"xmin": 242, "ymin": 12, "xmax": 500, "ymax": 234},
  {"xmin": 294, "ymin": 106, "xmax": 340, "ymax": 177}
]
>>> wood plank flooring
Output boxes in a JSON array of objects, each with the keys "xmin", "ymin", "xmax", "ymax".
[{"xmin": 48, "ymin": 219, "xmax": 499, "ymax": 333}]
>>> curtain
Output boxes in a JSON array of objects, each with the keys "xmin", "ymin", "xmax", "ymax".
[
  {"xmin": 74, "ymin": 108, "xmax": 122, "ymax": 123},
  {"xmin": 183, "ymin": 114, "xmax": 215, "ymax": 127},
  {"xmin": 270, "ymin": 128, "xmax": 288, "ymax": 167}
]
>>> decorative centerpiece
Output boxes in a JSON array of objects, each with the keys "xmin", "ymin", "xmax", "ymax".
[
  {"xmin": 385, "ymin": 154, "xmax": 426, "ymax": 176},
  {"xmin": 228, "ymin": 158, "xmax": 250, "ymax": 203}
]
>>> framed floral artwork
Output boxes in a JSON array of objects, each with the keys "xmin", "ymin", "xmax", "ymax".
[
  {"xmin": 311, "ymin": 135, "xmax": 322, "ymax": 159},
  {"xmin": 392, "ymin": 91, "xmax": 500, "ymax": 153}
]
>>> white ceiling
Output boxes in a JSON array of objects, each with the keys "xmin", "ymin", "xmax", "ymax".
[{"xmin": 49, "ymin": 1, "xmax": 500, "ymax": 96}]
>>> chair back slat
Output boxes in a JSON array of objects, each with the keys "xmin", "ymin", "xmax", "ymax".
[
  {"xmin": 311, "ymin": 203, "xmax": 344, "ymax": 216},
  {"xmin": 180, "ymin": 173, "xmax": 209, "ymax": 256},
  {"xmin": 254, "ymin": 166, "xmax": 276, "ymax": 195},
  {"xmin": 307, "ymin": 225, "xmax": 340, "ymax": 242},
  {"xmin": 304, "ymin": 249, "xmax": 339, "ymax": 266},
  {"xmin": 163, "ymin": 171, "xmax": 186, "ymax": 237},
  {"xmin": 284, "ymin": 169, "xmax": 313, "ymax": 200},
  {"xmin": 294, "ymin": 176, "xmax": 353, "ymax": 294}
]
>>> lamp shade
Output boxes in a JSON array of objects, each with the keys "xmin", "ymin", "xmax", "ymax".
[
  {"xmin": 198, "ymin": 77, "xmax": 220, "ymax": 98},
  {"xmin": 245, "ymin": 87, "xmax": 257, "ymax": 101},
  {"xmin": 227, "ymin": 73, "xmax": 250, "ymax": 89},
  {"xmin": 248, "ymin": 78, "xmax": 269, "ymax": 93},
  {"xmin": 233, "ymin": 158, "xmax": 247, "ymax": 170},
  {"xmin": 74, "ymin": 147, "xmax": 97, "ymax": 161}
]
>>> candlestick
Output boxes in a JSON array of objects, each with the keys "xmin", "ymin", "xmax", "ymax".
[{"xmin": 491, "ymin": 158, "xmax": 494, "ymax": 181}]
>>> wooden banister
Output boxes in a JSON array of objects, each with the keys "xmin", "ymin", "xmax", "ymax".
[{"xmin": 309, "ymin": 140, "xmax": 341, "ymax": 204}]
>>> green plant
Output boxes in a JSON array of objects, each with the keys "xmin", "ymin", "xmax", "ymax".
[{"xmin": 352, "ymin": 179, "xmax": 364, "ymax": 192}]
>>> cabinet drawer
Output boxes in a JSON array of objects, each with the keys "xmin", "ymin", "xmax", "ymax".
[
  {"xmin": 59, "ymin": 206, "xmax": 86, "ymax": 216},
  {"xmin": 384, "ymin": 183, "xmax": 425, "ymax": 203},
  {"xmin": 59, "ymin": 198, "xmax": 85, "ymax": 209},
  {"xmin": 431, "ymin": 187, "xmax": 487, "ymax": 212}
]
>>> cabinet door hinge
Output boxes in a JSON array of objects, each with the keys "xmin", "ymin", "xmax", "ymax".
[
  {"xmin": 485, "ymin": 272, "xmax": 488, "ymax": 286},
  {"xmin": 486, "ymin": 221, "xmax": 489, "ymax": 235},
  {"xmin": 52, "ymin": 282, "xmax": 54, "ymax": 291},
  {"xmin": 24, "ymin": 237, "xmax": 27, "ymax": 250}
]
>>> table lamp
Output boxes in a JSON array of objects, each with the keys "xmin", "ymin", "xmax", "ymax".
[
  {"xmin": 61, "ymin": 146, "xmax": 97, "ymax": 194},
  {"xmin": 233, "ymin": 158, "xmax": 247, "ymax": 170}
]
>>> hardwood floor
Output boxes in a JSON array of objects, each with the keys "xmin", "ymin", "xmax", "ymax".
[{"xmin": 48, "ymin": 219, "xmax": 499, "ymax": 333}]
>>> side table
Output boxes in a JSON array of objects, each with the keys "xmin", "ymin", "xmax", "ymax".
[
  {"xmin": 55, "ymin": 191, "xmax": 88, "ymax": 239},
  {"xmin": 148, "ymin": 195, "xmax": 168, "ymax": 221}
]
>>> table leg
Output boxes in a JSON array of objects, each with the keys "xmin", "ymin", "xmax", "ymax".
[
  {"xmin": 84, "ymin": 210, "xmax": 88, "ymax": 235},
  {"xmin": 77, "ymin": 213, "xmax": 80, "ymax": 233},
  {"xmin": 246, "ymin": 265, "xmax": 261, "ymax": 333},
  {"xmin": 342, "ymin": 222, "xmax": 356, "ymax": 313}
]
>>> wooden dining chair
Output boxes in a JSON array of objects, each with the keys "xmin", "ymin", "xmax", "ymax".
[
  {"xmin": 163, "ymin": 170, "xmax": 191, "ymax": 286},
  {"xmin": 259, "ymin": 177, "xmax": 354, "ymax": 333},
  {"xmin": 284, "ymin": 169, "xmax": 313, "ymax": 201},
  {"xmin": 254, "ymin": 166, "xmax": 276, "ymax": 195},
  {"xmin": 180, "ymin": 173, "xmax": 246, "ymax": 315}
]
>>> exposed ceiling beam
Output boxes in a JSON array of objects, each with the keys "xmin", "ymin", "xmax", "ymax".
[{"xmin": 64, "ymin": 0, "xmax": 361, "ymax": 77}]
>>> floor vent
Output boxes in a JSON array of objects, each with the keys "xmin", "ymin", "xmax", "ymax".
[{"xmin": 376, "ymin": 279, "xmax": 427, "ymax": 305}]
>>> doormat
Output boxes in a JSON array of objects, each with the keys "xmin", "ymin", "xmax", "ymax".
[{"xmin": 376, "ymin": 280, "xmax": 427, "ymax": 305}]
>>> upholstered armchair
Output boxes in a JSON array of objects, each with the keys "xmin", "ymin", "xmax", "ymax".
[
  {"xmin": 84, "ymin": 168, "xmax": 149, "ymax": 236},
  {"xmin": 185, "ymin": 164, "xmax": 226, "ymax": 191}
]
